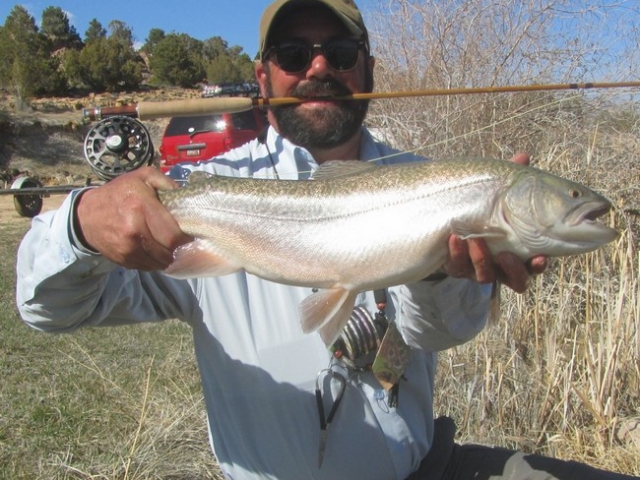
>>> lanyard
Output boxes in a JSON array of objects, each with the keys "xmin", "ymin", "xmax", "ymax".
[{"xmin": 315, "ymin": 368, "xmax": 346, "ymax": 468}]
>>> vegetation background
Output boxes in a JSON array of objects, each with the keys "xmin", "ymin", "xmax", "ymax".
[
  {"xmin": 1, "ymin": 0, "xmax": 640, "ymax": 478},
  {"xmin": 0, "ymin": 4, "xmax": 256, "ymax": 104}
]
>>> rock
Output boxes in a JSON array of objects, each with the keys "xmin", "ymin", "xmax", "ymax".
[{"xmin": 616, "ymin": 417, "xmax": 640, "ymax": 448}]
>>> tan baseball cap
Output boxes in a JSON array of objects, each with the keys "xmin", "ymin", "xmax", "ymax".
[{"xmin": 259, "ymin": 0, "xmax": 370, "ymax": 57}]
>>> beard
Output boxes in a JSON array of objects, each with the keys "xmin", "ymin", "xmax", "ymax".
[{"xmin": 265, "ymin": 70, "xmax": 370, "ymax": 150}]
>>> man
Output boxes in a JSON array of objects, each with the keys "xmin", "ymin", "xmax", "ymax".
[{"xmin": 15, "ymin": 0, "xmax": 635, "ymax": 479}]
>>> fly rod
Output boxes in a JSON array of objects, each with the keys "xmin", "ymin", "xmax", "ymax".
[{"xmin": 82, "ymin": 81, "xmax": 640, "ymax": 121}]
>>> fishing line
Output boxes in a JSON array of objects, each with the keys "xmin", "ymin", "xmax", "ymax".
[
  {"xmin": 274, "ymin": 91, "xmax": 581, "ymax": 178},
  {"xmin": 373, "ymin": 92, "xmax": 577, "ymax": 160}
]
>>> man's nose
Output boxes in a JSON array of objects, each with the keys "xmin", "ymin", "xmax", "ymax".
[{"xmin": 306, "ymin": 48, "xmax": 333, "ymax": 79}]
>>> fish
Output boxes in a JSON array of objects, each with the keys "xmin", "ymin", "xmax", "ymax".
[{"xmin": 159, "ymin": 158, "xmax": 619, "ymax": 345}]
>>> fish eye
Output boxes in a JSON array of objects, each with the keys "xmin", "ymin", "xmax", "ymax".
[{"xmin": 569, "ymin": 188, "xmax": 582, "ymax": 199}]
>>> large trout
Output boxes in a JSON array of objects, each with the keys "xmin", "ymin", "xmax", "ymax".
[{"xmin": 160, "ymin": 159, "xmax": 618, "ymax": 344}]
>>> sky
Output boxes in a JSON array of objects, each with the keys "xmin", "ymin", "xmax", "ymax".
[
  {"xmin": 1, "ymin": 0, "xmax": 635, "ymax": 83},
  {"xmin": 0, "ymin": 0, "xmax": 300, "ymax": 56}
]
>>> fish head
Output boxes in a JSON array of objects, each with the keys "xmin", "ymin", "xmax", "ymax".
[{"xmin": 501, "ymin": 169, "xmax": 619, "ymax": 257}]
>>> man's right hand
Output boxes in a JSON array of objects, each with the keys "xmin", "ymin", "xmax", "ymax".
[{"xmin": 75, "ymin": 167, "xmax": 193, "ymax": 271}]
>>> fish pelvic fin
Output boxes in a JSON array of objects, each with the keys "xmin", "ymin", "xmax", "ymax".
[
  {"xmin": 164, "ymin": 239, "xmax": 241, "ymax": 279},
  {"xmin": 489, "ymin": 281, "xmax": 502, "ymax": 326},
  {"xmin": 299, "ymin": 289, "xmax": 358, "ymax": 346}
]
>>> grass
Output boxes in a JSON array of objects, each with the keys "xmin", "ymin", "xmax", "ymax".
[
  {"xmin": 3, "ymin": 3, "xmax": 640, "ymax": 469},
  {"xmin": 2, "ymin": 103, "xmax": 640, "ymax": 477},
  {"xmin": 0, "ymin": 224, "xmax": 221, "ymax": 479},
  {"xmin": 430, "ymin": 140, "xmax": 640, "ymax": 475},
  {"xmin": 2, "ymin": 133, "xmax": 639, "ymax": 478},
  {"xmin": 2, "ymin": 111, "xmax": 640, "ymax": 477},
  {"xmin": 366, "ymin": 2, "xmax": 640, "ymax": 472}
]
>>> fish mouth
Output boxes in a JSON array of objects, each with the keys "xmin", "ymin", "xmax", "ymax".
[
  {"xmin": 563, "ymin": 200, "xmax": 618, "ymax": 243},
  {"xmin": 565, "ymin": 201, "xmax": 611, "ymax": 226}
]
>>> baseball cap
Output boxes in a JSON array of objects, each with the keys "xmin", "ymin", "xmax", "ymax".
[{"xmin": 259, "ymin": 0, "xmax": 370, "ymax": 57}]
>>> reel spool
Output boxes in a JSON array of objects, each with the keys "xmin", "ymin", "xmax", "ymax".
[{"xmin": 83, "ymin": 116, "xmax": 155, "ymax": 181}]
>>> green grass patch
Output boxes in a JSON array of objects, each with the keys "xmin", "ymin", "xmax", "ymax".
[{"xmin": 0, "ymin": 224, "xmax": 221, "ymax": 479}]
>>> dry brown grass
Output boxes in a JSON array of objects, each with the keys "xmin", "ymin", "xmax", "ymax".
[
  {"xmin": 2, "ymin": 1, "xmax": 640, "ymax": 477},
  {"xmin": 366, "ymin": 0, "xmax": 640, "ymax": 475}
]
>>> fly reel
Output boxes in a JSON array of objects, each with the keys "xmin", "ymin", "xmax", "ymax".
[{"xmin": 83, "ymin": 116, "xmax": 155, "ymax": 181}]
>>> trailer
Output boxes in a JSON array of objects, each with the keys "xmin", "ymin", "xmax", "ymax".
[
  {"xmin": 0, "ymin": 176, "xmax": 98, "ymax": 218},
  {"xmin": 1, "ymin": 115, "xmax": 155, "ymax": 217}
]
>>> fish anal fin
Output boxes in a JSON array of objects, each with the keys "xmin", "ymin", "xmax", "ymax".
[
  {"xmin": 299, "ymin": 289, "xmax": 358, "ymax": 345},
  {"xmin": 164, "ymin": 239, "xmax": 241, "ymax": 279}
]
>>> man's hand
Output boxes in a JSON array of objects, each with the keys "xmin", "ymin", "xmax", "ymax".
[
  {"xmin": 441, "ymin": 153, "xmax": 548, "ymax": 293},
  {"xmin": 75, "ymin": 167, "xmax": 193, "ymax": 271}
]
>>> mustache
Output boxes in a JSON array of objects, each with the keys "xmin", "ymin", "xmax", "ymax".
[{"xmin": 291, "ymin": 78, "xmax": 353, "ymax": 98}]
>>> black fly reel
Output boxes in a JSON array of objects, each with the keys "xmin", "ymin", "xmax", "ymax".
[
  {"xmin": 83, "ymin": 116, "xmax": 155, "ymax": 181},
  {"xmin": 330, "ymin": 304, "xmax": 389, "ymax": 371}
]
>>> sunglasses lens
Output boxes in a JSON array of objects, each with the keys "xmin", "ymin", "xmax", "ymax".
[
  {"xmin": 273, "ymin": 39, "xmax": 362, "ymax": 73},
  {"xmin": 325, "ymin": 40, "xmax": 360, "ymax": 70},
  {"xmin": 276, "ymin": 44, "xmax": 310, "ymax": 73}
]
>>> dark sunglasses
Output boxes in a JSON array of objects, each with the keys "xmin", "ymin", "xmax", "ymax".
[{"xmin": 265, "ymin": 38, "xmax": 366, "ymax": 74}]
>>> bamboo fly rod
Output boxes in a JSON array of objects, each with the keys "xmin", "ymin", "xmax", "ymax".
[{"xmin": 82, "ymin": 81, "xmax": 640, "ymax": 121}]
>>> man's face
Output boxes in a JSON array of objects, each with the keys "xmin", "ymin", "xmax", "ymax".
[{"xmin": 256, "ymin": 7, "xmax": 374, "ymax": 149}]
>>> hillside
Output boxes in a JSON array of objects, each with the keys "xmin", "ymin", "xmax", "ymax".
[{"xmin": 0, "ymin": 88, "xmax": 202, "ymax": 185}]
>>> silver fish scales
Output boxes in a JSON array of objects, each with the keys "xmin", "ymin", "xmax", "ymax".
[{"xmin": 160, "ymin": 158, "xmax": 618, "ymax": 345}]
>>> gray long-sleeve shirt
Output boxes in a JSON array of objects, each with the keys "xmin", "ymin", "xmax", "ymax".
[{"xmin": 16, "ymin": 126, "xmax": 491, "ymax": 480}]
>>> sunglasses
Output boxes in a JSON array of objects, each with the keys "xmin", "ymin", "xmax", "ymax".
[{"xmin": 265, "ymin": 38, "xmax": 366, "ymax": 74}]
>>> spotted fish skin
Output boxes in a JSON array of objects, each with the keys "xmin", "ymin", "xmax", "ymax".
[{"xmin": 159, "ymin": 158, "xmax": 618, "ymax": 345}]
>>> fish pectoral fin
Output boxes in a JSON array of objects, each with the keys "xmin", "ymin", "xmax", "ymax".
[
  {"xmin": 164, "ymin": 239, "xmax": 241, "ymax": 279},
  {"xmin": 453, "ymin": 223, "xmax": 507, "ymax": 241},
  {"xmin": 299, "ymin": 289, "xmax": 358, "ymax": 346}
]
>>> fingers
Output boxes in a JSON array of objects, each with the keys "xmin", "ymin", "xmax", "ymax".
[
  {"xmin": 527, "ymin": 255, "xmax": 548, "ymax": 275},
  {"xmin": 75, "ymin": 167, "xmax": 192, "ymax": 271},
  {"xmin": 143, "ymin": 167, "xmax": 182, "ymax": 192},
  {"xmin": 443, "ymin": 235, "xmax": 549, "ymax": 294},
  {"xmin": 444, "ymin": 236, "xmax": 496, "ymax": 284},
  {"xmin": 494, "ymin": 252, "xmax": 530, "ymax": 293},
  {"xmin": 509, "ymin": 152, "xmax": 530, "ymax": 166}
]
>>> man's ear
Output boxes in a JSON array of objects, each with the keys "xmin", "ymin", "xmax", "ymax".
[
  {"xmin": 255, "ymin": 61, "xmax": 269, "ymax": 97},
  {"xmin": 366, "ymin": 55, "xmax": 376, "ymax": 93}
]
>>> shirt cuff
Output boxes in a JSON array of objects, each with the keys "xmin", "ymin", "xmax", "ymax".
[{"xmin": 67, "ymin": 188, "xmax": 100, "ymax": 255}]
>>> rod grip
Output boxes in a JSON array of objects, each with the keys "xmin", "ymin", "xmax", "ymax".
[{"xmin": 137, "ymin": 96, "xmax": 255, "ymax": 119}]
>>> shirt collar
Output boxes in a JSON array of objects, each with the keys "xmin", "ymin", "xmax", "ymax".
[
  {"xmin": 266, "ymin": 125, "xmax": 385, "ymax": 175},
  {"xmin": 265, "ymin": 126, "xmax": 318, "ymax": 180}
]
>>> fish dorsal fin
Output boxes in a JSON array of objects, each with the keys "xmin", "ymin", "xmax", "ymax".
[
  {"xmin": 311, "ymin": 160, "xmax": 378, "ymax": 180},
  {"xmin": 187, "ymin": 171, "xmax": 212, "ymax": 184}
]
